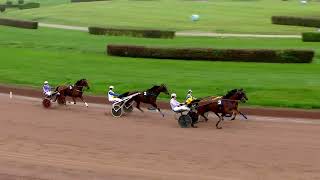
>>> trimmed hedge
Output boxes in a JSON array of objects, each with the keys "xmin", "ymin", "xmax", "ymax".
[
  {"xmin": 71, "ymin": 0, "xmax": 110, "ymax": 2},
  {"xmin": 107, "ymin": 45, "xmax": 314, "ymax": 63},
  {"xmin": 0, "ymin": 5, "xmax": 5, "ymax": 12},
  {"xmin": 19, "ymin": 2, "xmax": 40, "ymax": 9},
  {"xmin": 272, "ymin": 16, "xmax": 320, "ymax": 28},
  {"xmin": 302, "ymin": 32, "xmax": 320, "ymax": 42},
  {"xmin": 89, "ymin": 26, "xmax": 175, "ymax": 39},
  {"xmin": 0, "ymin": 18, "xmax": 38, "ymax": 29}
]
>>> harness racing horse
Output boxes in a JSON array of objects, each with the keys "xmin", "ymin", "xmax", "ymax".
[
  {"xmin": 196, "ymin": 89, "xmax": 248, "ymax": 129},
  {"xmin": 56, "ymin": 79, "xmax": 90, "ymax": 107},
  {"xmin": 120, "ymin": 84, "xmax": 170, "ymax": 117}
]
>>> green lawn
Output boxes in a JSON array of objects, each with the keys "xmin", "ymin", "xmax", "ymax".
[
  {"xmin": 1, "ymin": 0, "xmax": 320, "ymax": 34},
  {"xmin": 0, "ymin": 26, "xmax": 319, "ymax": 109}
]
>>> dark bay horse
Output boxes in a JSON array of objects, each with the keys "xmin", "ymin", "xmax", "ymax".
[
  {"xmin": 56, "ymin": 79, "xmax": 90, "ymax": 107},
  {"xmin": 120, "ymin": 84, "xmax": 170, "ymax": 117},
  {"xmin": 197, "ymin": 89, "xmax": 248, "ymax": 129}
]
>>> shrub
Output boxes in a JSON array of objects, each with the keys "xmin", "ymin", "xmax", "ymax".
[
  {"xmin": 272, "ymin": 16, "xmax": 320, "ymax": 28},
  {"xmin": 6, "ymin": 0, "xmax": 12, "ymax": 5},
  {"xmin": 18, "ymin": 0, "xmax": 24, "ymax": 4},
  {"xmin": 0, "ymin": 18, "xmax": 38, "ymax": 29},
  {"xmin": 0, "ymin": 5, "xmax": 5, "ymax": 12},
  {"xmin": 71, "ymin": 0, "xmax": 111, "ymax": 2},
  {"xmin": 302, "ymin": 32, "xmax": 320, "ymax": 42},
  {"xmin": 88, "ymin": 26, "xmax": 108, "ymax": 35},
  {"xmin": 107, "ymin": 45, "xmax": 314, "ymax": 63},
  {"xmin": 19, "ymin": 2, "xmax": 40, "ymax": 9},
  {"xmin": 89, "ymin": 26, "xmax": 175, "ymax": 38}
]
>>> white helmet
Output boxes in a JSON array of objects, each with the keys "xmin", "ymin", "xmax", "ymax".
[
  {"xmin": 188, "ymin": 89, "xmax": 192, "ymax": 93},
  {"xmin": 171, "ymin": 93, "xmax": 177, "ymax": 98},
  {"xmin": 44, "ymin": 81, "xmax": 48, "ymax": 84},
  {"xmin": 109, "ymin": 85, "xmax": 114, "ymax": 89}
]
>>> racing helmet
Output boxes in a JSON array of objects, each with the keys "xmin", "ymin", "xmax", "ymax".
[
  {"xmin": 44, "ymin": 81, "xmax": 48, "ymax": 84},
  {"xmin": 188, "ymin": 89, "xmax": 192, "ymax": 93},
  {"xmin": 171, "ymin": 93, "xmax": 177, "ymax": 98},
  {"xmin": 109, "ymin": 85, "xmax": 114, "ymax": 89}
]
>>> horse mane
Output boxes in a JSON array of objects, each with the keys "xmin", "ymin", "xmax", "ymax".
[
  {"xmin": 147, "ymin": 85, "xmax": 160, "ymax": 92},
  {"xmin": 75, "ymin": 79, "xmax": 86, "ymax": 86},
  {"xmin": 223, "ymin": 89, "xmax": 238, "ymax": 98}
]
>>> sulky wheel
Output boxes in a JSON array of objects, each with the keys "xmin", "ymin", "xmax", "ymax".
[
  {"xmin": 111, "ymin": 104, "xmax": 123, "ymax": 118},
  {"xmin": 42, "ymin": 98, "xmax": 51, "ymax": 108},
  {"xmin": 178, "ymin": 115, "xmax": 192, "ymax": 128},
  {"xmin": 123, "ymin": 103, "xmax": 133, "ymax": 113}
]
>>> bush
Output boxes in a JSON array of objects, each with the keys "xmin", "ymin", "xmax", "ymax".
[
  {"xmin": 19, "ymin": 2, "xmax": 40, "ymax": 9},
  {"xmin": 6, "ymin": 1, "xmax": 12, "ymax": 5},
  {"xmin": 272, "ymin": 16, "xmax": 320, "ymax": 28},
  {"xmin": 71, "ymin": 0, "xmax": 111, "ymax": 2},
  {"xmin": 302, "ymin": 32, "xmax": 320, "ymax": 42},
  {"xmin": 89, "ymin": 26, "xmax": 175, "ymax": 38},
  {"xmin": 0, "ymin": 18, "xmax": 38, "ymax": 29},
  {"xmin": 88, "ymin": 26, "xmax": 108, "ymax": 35},
  {"xmin": 107, "ymin": 45, "xmax": 314, "ymax": 63},
  {"xmin": 18, "ymin": 0, "xmax": 24, "ymax": 4},
  {"xmin": 0, "ymin": 5, "xmax": 5, "ymax": 12}
]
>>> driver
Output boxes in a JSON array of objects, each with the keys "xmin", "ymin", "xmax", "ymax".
[
  {"xmin": 185, "ymin": 89, "xmax": 195, "ymax": 105},
  {"xmin": 43, "ymin": 81, "xmax": 59, "ymax": 97},
  {"xmin": 108, "ymin": 85, "xmax": 122, "ymax": 102},
  {"xmin": 170, "ymin": 93, "xmax": 190, "ymax": 112}
]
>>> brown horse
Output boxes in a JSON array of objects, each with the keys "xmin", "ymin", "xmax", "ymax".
[
  {"xmin": 56, "ymin": 79, "xmax": 90, "ymax": 107},
  {"xmin": 197, "ymin": 89, "xmax": 248, "ymax": 129},
  {"xmin": 120, "ymin": 84, "xmax": 170, "ymax": 117}
]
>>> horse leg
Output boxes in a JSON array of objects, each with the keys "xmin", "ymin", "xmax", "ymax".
[
  {"xmin": 191, "ymin": 117, "xmax": 198, "ymax": 128},
  {"xmin": 200, "ymin": 113, "xmax": 209, "ymax": 122},
  {"xmin": 191, "ymin": 123, "xmax": 198, "ymax": 128},
  {"xmin": 216, "ymin": 114, "xmax": 223, "ymax": 129},
  {"xmin": 136, "ymin": 101, "xmax": 144, "ymax": 112},
  {"xmin": 151, "ymin": 103, "xmax": 164, "ymax": 117},
  {"xmin": 80, "ymin": 96, "xmax": 89, "ymax": 107},
  {"xmin": 72, "ymin": 96, "xmax": 77, "ymax": 104},
  {"xmin": 231, "ymin": 112, "xmax": 237, "ymax": 121},
  {"xmin": 239, "ymin": 111, "xmax": 248, "ymax": 119}
]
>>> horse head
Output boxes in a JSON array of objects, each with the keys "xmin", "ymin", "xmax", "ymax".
[
  {"xmin": 238, "ymin": 89, "xmax": 248, "ymax": 103},
  {"xmin": 223, "ymin": 89, "xmax": 238, "ymax": 99},
  {"xmin": 159, "ymin": 84, "xmax": 169, "ymax": 95},
  {"xmin": 75, "ymin": 79, "xmax": 90, "ymax": 90},
  {"xmin": 226, "ymin": 88, "xmax": 248, "ymax": 103}
]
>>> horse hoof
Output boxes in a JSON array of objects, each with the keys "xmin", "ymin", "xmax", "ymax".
[
  {"xmin": 192, "ymin": 126, "xmax": 198, "ymax": 128},
  {"xmin": 217, "ymin": 127, "xmax": 222, "ymax": 129}
]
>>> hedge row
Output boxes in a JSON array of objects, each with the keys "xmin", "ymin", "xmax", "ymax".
[
  {"xmin": 107, "ymin": 45, "xmax": 314, "ymax": 63},
  {"xmin": 71, "ymin": 0, "xmax": 111, "ymax": 2},
  {"xmin": 0, "ymin": 2, "xmax": 40, "ymax": 9},
  {"xmin": 89, "ymin": 27, "xmax": 175, "ymax": 39},
  {"xmin": 0, "ymin": 18, "xmax": 38, "ymax": 29},
  {"xmin": 272, "ymin": 16, "xmax": 320, "ymax": 28},
  {"xmin": 302, "ymin": 32, "xmax": 320, "ymax": 42},
  {"xmin": 0, "ymin": 5, "xmax": 5, "ymax": 12},
  {"xmin": 19, "ymin": 2, "xmax": 40, "ymax": 9}
]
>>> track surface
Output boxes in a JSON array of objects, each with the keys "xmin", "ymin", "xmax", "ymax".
[{"xmin": 0, "ymin": 94, "xmax": 320, "ymax": 180}]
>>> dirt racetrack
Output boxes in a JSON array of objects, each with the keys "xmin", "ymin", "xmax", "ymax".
[{"xmin": 0, "ymin": 93, "xmax": 320, "ymax": 180}]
